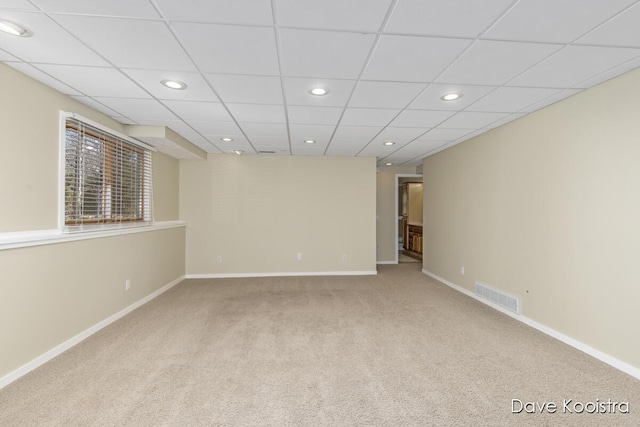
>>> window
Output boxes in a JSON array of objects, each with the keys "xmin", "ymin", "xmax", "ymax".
[{"xmin": 63, "ymin": 114, "xmax": 152, "ymax": 231}]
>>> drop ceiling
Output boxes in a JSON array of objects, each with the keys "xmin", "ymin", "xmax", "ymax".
[{"xmin": 2, "ymin": 0, "xmax": 640, "ymax": 166}]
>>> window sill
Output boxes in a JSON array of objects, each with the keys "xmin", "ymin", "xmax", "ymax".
[{"xmin": 0, "ymin": 221, "xmax": 187, "ymax": 251}]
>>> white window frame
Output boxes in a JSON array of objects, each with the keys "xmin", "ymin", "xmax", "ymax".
[{"xmin": 59, "ymin": 111, "xmax": 156, "ymax": 233}]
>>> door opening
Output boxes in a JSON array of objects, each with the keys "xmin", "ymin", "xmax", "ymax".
[{"xmin": 395, "ymin": 174, "xmax": 423, "ymax": 264}]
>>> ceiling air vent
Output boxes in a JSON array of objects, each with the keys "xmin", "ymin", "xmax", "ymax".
[{"xmin": 259, "ymin": 150, "xmax": 276, "ymax": 154}]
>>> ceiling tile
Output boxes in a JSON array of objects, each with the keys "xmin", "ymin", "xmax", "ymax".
[
  {"xmin": 484, "ymin": 0, "xmax": 635, "ymax": 43},
  {"xmin": 325, "ymin": 139, "xmax": 370, "ymax": 156},
  {"xmin": 363, "ymin": 35, "xmax": 472, "ymax": 82},
  {"xmin": 238, "ymin": 123, "xmax": 288, "ymax": 138},
  {"xmin": 163, "ymin": 100, "xmax": 232, "ymax": 121},
  {"xmin": 518, "ymin": 89, "xmax": 582, "ymax": 113},
  {"xmin": 33, "ymin": 64, "xmax": 151, "ymax": 97},
  {"xmin": 340, "ymin": 108, "xmax": 400, "ymax": 126},
  {"xmin": 248, "ymin": 137, "xmax": 289, "ymax": 148},
  {"xmin": 0, "ymin": 12, "xmax": 108, "ymax": 66},
  {"xmin": 123, "ymin": 69, "xmax": 218, "ymax": 101},
  {"xmin": 575, "ymin": 57, "xmax": 640, "ymax": 88},
  {"xmin": 453, "ymin": 129, "xmax": 487, "ymax": 142},
  {"xmin": 276, "ymin": 0, "xmax": 391, "ymax": 32},
  {"xmin": 466, "ymin": 87, "xmax": 562, "ymax": 112},
  {"xmin": 289, "ymin": 124, "xmax": 335, "ymax": 143},
  {"xmin": 409, "ymin": 84, "xmax": 496, "ymax": 110},
  {"xmin": 110, "ymin": 117, "xmax": 138, "ymax": 125},
  {"xmin": 69, "ymin": 96, "xmax": 122, "ymax": 117},
  {"xmin": 155, "ymin": 0, "xmax": 273, "ymax": 25},
  {"xmin": 0, "ymin": 1, "xmax": 38, "ymax": 10},
  {"xmin": 415, "ymin": 128, "xmax": 474, "ymax": 141},
  {"xmin": 93, "ymin": 98, "xmax": 179, "ymax": 120},
  {"xmin": 215, "ymin": 139, "xmax": 253, "ymax": 150},
  {"xmin": 206, "ymin": 74, "xmax": 283, "ymax": 104},
  {"xmin": 349, "ymin": 81, "xmax": 426, "ymax": 109},
  {"xmin": 385, "ymin": 0, "xmax": 513, "ymax": 38},
  {"xmin": 186, "ymin": 120, "xmax": 241, "ymax": 136},
  {"xmin": 333, "ymin": 126, "xmax": 383, "ymax": 140},
  {"xmin": 358, "ymin": 145, "xmax": 404, "ymax": 158},
  {"xmin": 30, "ymin": 0, "xmax": 161, "ymax": 17},
  {"xmin": 283, "ymin": 77, "xmax": 357, "ymax": 107},
  {"xmin": 437, "ymin": 40, "xmax": 562, "ymax": 86},
  {"xmin": 577, "ymin": 3, "xmax": 640, "ymax": 48},
  {"xmin": 8, "ymin": 62, "xmax": 82, "ymax": 95},
  {"xmin": 279, "ymin": 29, "xmax": 376, "ymax": 79},
  {"xmin": 370, "ymin": 127, "xmax": 431, "ymax": 144},
  {"xmin": 226, "ymin": 103, "xmax": 286, "ymax": 123},
  {"xmin": 0, "ymin": 49, "xmax": 19, "ymax": 61},
  {"xmin": 440, "ymin": 112, "xmax": 509, "ymax": 129},
  {"xmin": 179, "ymin": 133, "xmax": 220, "ymax": 151},
  {"xmin": 288, "ymin": 106, "xmax": 343, "ymax": 125},
  {"xmin": 292, "ymin": 145, "xmax": 330, "ymax": 156},
  {"xmin": 52, "ymin": 15, "xmax": 195, "ymax": 71},
  {"xmin": 378, "ymin": 156, "xmax": 416, "ymax": 165},
  {"xmin": 482, "ymin": 113, "xmax": 526, "ymax": 129},
  {"xmin": 394, "ymin": 139, "xmax": 448, "ymax": 155},
  {"xmin": 390, "ymin": 110, "xmax": 454, "ymax": 128},
  {"xmin": 172, "ymin": 23, "xmax": 279, "ymax": 75},
  {"xmin": 508, "ymin": 45, "xmax": 640, "ymax": 88}
]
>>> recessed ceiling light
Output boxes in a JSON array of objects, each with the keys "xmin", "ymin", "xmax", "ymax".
[
  {"xmin": 441, "ymin": 93, "xmax": 462, "ymax": 101},
  {"xmin": 161, "ymin": 80, "xmax": 187, "ymax": 90},
  {"xmin": 383, "ymin": 141, "xmax": 395, "ymax": 146},
  {"xmin": 234, "ymin": 150, "xmax": 244, "ymax": 155},
  {"xmin": 221, "ymin": 137, "xmax": 233, "ymax": 142},
  {"xmin": 309, "ymin": 87, "xmax": 329, "ymax": 96},
  {"xmin": 0, "ymin": 20, "xmax": 30, "ymax": 37},
  {"xmin": 304, "ymin": 139, "xmax": 316, "ymax": 144},
  {"xmin": 385, "ymin": 162, "xmax": 393, "ymax": 166}
]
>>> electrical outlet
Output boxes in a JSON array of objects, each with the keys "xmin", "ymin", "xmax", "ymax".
[
  {"xmin": 297, "ymin": 252, "xmax": 302, "ymax": 261},
  {"xmin": 216, "ymin": 256, "xmax": 222, "ymax": 263},
  {"xmin": 342, "ymin": 254, "xmax": 347, "ymax": 262},
  {"xmin": 125, "ymin": 279, "xmax": 131, "ymax": 291},
  {"xmin": 460, "ymin": 266, "xmax": 465, "ymax": 275}
]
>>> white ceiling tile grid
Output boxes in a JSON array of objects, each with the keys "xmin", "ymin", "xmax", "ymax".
[{"xmin": 0, "ymin": 0, "xmax": 638, "ymax": 166}]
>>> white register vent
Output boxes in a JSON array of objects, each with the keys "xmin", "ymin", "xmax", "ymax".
[{"xmin": 475, "ymin": 281, "xmax": 520, "ymax": 315}]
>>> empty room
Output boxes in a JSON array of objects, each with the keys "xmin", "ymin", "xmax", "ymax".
[{"xmin": 1, "ymin": 1, "xmax": 640, "ymax": 425}]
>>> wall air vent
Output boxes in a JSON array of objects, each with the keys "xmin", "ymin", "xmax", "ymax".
[{"xmin": 475, "ymin": 281, "xmax": 520, "ymax": 314}]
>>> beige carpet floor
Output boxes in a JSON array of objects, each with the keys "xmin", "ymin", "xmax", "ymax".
[{"xmin": 1, "ymin": 264, "xmax": 639, "ymax": 426}]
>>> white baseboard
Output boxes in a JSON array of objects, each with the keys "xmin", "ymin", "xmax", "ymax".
[
  {"xmin": 0, "ymin": 275, "xmax": 185, "ymax": 390},
  {"xmin": 186, "ymin": 270, "xmax": 377, "ymax": 279},
  {"xmin": 376, "ymin": 261, "xmax": 397, "ymax": 265},
  {"xmin": 422, "ymin": 269, "xmax": 640, "ymax": 380}
]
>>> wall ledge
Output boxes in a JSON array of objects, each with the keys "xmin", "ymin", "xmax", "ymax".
[
  {"xmin": 422, "ymin": 268, "xmax": 640, "ymax": 381},
  {"xmin": 186, "ymin": 271, "xmax": 377, "ymax": 279},
  {"xmin": 0, "ymin": 220, "xmax": 187, "ymax": 251}
]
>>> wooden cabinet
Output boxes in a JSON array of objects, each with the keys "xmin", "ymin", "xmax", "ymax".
[{"xmin": 406, "ymin": 224, "xmax": 423, "ymax": 254}]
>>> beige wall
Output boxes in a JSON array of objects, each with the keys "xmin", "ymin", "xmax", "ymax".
[
  {"xmin": 376, "ymin": 167, "xmax": 418, "ymax": 263},
  {"xmin": 422, "ymin": 68, "xmax": 640, "ymax": 370},
  {"xmin": 152, "ymin": 152, "xmax": 180, "ymax": 221},
  {"xmin": 0, "ymin": 228, "xmax": 185, "ymax": 378},
  {"xmin": 180, "ymin": 154, "xmax": 377, "ymax": 274},
  {"xmin": 0, "ymin": 64, "xmax": 185, "ymax": 380},
  {"xmin": 0, "ymin": 64, "xmax": 136, "ymax": 233}
]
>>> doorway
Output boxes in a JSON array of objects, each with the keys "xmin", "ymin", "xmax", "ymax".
[{"xmin": 395, "ymin": 174, "xmax": 423, "ymax": 264}]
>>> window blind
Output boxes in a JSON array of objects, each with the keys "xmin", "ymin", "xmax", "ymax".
[{"xmin": 64, "ymin": 116, "xmax": 153, "ymax": 231}]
